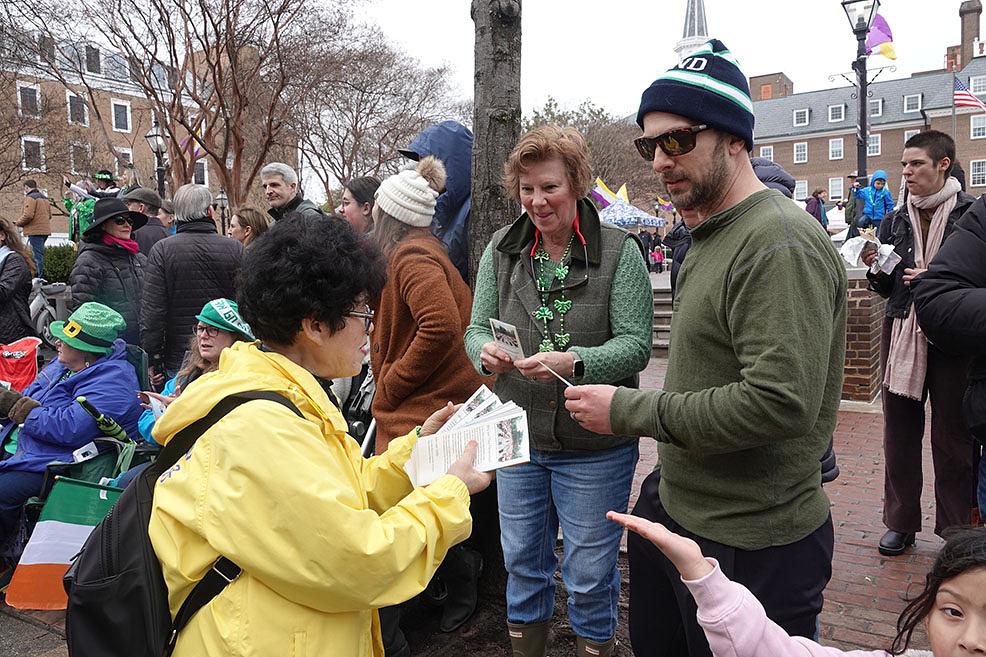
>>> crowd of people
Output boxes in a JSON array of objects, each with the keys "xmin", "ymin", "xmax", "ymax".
[{"xmin": 0, "ymin": 35, "xmax": 984, "ymax": 657}]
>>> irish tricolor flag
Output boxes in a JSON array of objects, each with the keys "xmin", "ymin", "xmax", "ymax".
[{"xmin": 6, "ymin": 478, "xmax": 120, "ymax": 610}]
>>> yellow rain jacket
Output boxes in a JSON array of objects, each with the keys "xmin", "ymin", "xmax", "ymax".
[{"xmin": 148, "ymin": 342, "xmax": 473, "ymax": 656}]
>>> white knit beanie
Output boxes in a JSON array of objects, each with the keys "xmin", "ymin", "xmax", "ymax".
[{"xmin": 375, "ymin": 156, "xmax": 447, "ymax": 227}]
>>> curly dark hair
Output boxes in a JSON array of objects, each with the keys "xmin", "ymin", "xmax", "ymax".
[
  {"xmin": 237, "ymin": 213, "xmax": 387, "ymax": 345},
  {"xmin": 890, "ymin": 527, "xmax": 986, "ymax": 654}
]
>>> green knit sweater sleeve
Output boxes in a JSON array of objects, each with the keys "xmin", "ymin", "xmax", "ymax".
[
  {"xmin": 464, "ymin": 241, "xmax": 497, "ymax": 374},
  {"xmin": 572, "ymin": 239, "xmax": 653, "ymax": 384}
]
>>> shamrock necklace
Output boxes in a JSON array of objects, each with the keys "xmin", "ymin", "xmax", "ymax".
[{"xmin": 532, "ymin": 233, "xmax": 575, "ymax": 352}]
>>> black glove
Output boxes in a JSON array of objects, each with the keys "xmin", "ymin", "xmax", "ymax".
[
  {"xmin": 0, "ymin": 388, "xmax": 23, "ymax": 418},
  {"xmin": 9, "ymin": 396, "xmax": 40, "ymax": 424}
]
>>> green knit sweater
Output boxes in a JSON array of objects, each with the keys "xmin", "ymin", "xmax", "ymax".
[
  {"xmin": 465, "ymin": 238, "xmax": 652, "ymax": 385},
  {"xmin": 611, "ymin": 190, "xmax": 848, "ymax": 550}
]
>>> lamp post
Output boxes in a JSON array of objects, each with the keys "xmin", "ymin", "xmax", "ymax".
[
  {"xmin": 144, "ymin": 118, "xmax": 167, "ymax": 198},
  {"xmin": 842, "ymin": 0, "xmax": 880, "ymax": 188},
  {"xmin": 216, "ymin": 188, "xmax": 228, "ymax": 235}
]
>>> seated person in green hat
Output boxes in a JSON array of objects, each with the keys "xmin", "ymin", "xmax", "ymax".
[
  {"xmin": 0, "ymin": 302, "xmax": 143, "ymax": 542},
  {"xmin": 137, "ymin": 299, "xmax": 254, "ymax": 444}
]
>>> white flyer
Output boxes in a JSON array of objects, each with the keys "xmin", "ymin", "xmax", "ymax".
[{"xmin": 489, "ymin": 318, "xmax": 525, "ymax": 361}]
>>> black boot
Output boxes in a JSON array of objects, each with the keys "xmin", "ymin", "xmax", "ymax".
[
  {"xmin": 378, "ymin": 605, "xmax": 410, "ymax": 657},
  {"xmin": 878, "ymin": 530, "xmax": 916, "ymax": 556},
  {"xmin": 438, "ymin": 545, "xmax": 484, "ymax": 632}
]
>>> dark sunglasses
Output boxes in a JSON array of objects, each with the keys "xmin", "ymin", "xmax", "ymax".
[
  {"xmin": 112, "ymin": 216, "xmax": 135, "ymax": 226},
  {"xmin": 634, "ymin": 124, "xmax": 710, "ymax": 160}
]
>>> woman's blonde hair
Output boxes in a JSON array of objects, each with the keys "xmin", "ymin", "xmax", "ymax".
[
  {"xmin": 232, "ymin": 206, "xmax": 272, "ymax": 247},
  {"xmin": 0, "ymin": 217, "xmax": 36, "ymax": 276},
  {"xmin": 502, "ymin": 125, "xmax": 593, "ymax": 202}
]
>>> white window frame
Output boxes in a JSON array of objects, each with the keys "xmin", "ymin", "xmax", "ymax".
[
  {"xmin": 828, "ymin": 177, "xmax": 844, "ymax": 201},
  {"xmin": 903, "ymin": 94, "xmax": 922, "ymax": 113},
  {"xmin": 110, "ymin": 98, "xmax": 132, "ymax": 133},
  {"xmin": 793, "ymin": 142, "xmax": 808, "ymax": 164},
  {"xmin": 70, "ymin": 142, "xmax": 91, "ymax": 175},
  {"xmin": 971, "ymin": 115, "xmax": 986, "ymax": 140},
  {"xmin": 828, "ymin": 104, "xmax": 845, "ymax": 122},
  {"xmin": 65, "ymin": 90, "xmax": 89, "ymax": 127},
  {"xmin": 193, "ymin": 159, "xmax": 209, "ymax": 186},
  {"xmin": 869, "ymin": 98, "xmax": 884, "ymax": 117},
  {"xmin": 21, "ymin": 136, "xmax": 45, "ymax": 172},
  {"xmin": 970, "ymin": 75, "xmax": 986, "ymax": 95},
  {"xmin": 829, "ymin": 138, "xmax": 844, "ymax": 161},
  {"xmin": 793, "ymin": 109, "xmax": 809, "ymax": 127},
  {"xmin": 903, "ymin": 129, "xmax": 921, "ymax": 143},
  {"xmin": 759, "ymin": 145, "xmax": 774, "ymax": 161},
  {"xmin": 868, "ymin": 133, "xmax": 882, "ymax": 157},
  {"xmin": 114, "ymin": 147, "xmax": 133, "ymax": 177},
  {"xmin": 794, "ymin": 180, "xmax": 808, "ymax": 201},
  {"xmin": 16, "ymin": 81, "xmax": 41, "ymax": 118},
  {"xmin": 971, "ymin": 160, "xmax": 986, "ymax": 188}
]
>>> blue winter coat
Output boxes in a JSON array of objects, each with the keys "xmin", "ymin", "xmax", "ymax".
[
  {"xmin": 400, "ymin": 121, "xmax": 472, "ymax": 282},
  {"xmin": 0, "ymin": 340, "xmax": 142, "ymax": 473},
  {"xmin": 858, "ymin": 169, "xmax": 895, "ymax": 227}
]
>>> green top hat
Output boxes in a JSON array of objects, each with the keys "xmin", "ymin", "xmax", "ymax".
[
  {"xmin": 50, "ymin": 302, "xmax": 126, "ymax": 354},
  {"xmin": 195, "ymin": 299, "xmax": 254, "ymax": 342}
]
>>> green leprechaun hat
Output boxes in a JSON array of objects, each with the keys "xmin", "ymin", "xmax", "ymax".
[{"xmin": 50, "ymin": 302, "xmax": 126, "ymax": 354}]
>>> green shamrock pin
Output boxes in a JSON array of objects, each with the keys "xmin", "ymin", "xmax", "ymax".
[
  {"xmin": 533, "ymin": 306, "xmax": 554, "ymax": 322},
  {"xmin": 554, "ymin": 264, "xmax": 569, "ymax": 280},
  {"xmin": 554, "ymin": 333, "xmax": 571, "ymax": 348},
  {"xmin": 533, "ymin": 250, "xmax": 550, "ymax": 262},
  {"xmin": 539, "ymin": 338, "xmax": 555, "ymax": 352},
  {"xmin": 553, "ymin": 299, "xmax": 573, "ymax": 315}
]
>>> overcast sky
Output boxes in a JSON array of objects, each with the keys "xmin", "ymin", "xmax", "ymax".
[{"xmin": 363, "ymin": 0, "xmax": 979, "ymax": 119}]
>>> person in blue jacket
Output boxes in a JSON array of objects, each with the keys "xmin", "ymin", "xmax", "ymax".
[
  {"xmin": 857, "ymin": 169, "xmax": 895, "ymax": 229},
  {"xmin": 399, "ymin": 121, "xmax": 473, "ymax": 282},
  {"xmin": 0, "ymin": 302, "xmax": 142, "ymax": 540}
]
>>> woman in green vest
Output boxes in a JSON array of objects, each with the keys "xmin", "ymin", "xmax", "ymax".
[{"xmin": 464, "ymin": 125, "xmax": 653, "ymax": 657}]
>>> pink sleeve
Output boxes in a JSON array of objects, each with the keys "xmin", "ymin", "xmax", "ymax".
[{"xmin": 683, "ymin": 560, "xmax": 890, "ymax": 657}]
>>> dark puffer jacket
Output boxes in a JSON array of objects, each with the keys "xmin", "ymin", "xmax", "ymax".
[
  {"xmin": 133, "ymin": 215, "xmax": 170, "ymax": 254},
  {"xmin": 68, "ymin": 241, "xmax": 146, "ymax": 345},
  {"xmin": 867, "ymin": 191, "xmax": 976, "ymax": 318},
  {"xmin": 139, "ymin": 219, "xmax": 243, "ymax": 372},
  {"xmin": 0, "ymin": 249, "xmax": 34, "ymax": 343},
  {"xmin": 912, "ymin": 194, "xmax": 986, "ymax": 442}
]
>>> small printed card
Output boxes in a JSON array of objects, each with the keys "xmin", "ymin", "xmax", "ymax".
[{"xmin": 489, "ymin": 318, "xmax": 525, "ymax": 361}]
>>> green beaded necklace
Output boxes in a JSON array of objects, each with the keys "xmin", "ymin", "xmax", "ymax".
[{"xmin": 532, "ymin": 234, "xmax": 575, "ymax": 352}]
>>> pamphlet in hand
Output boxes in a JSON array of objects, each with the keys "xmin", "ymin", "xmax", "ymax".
[
  {"xmin": 405, "ymin": 385, "xmax": 530, "ymax": 487},
  {"xmin": 489, "ymin": 318, "xmax": 525, "ymax": 361}
]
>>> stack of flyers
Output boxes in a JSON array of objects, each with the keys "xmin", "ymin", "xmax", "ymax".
[{"xmin": 404, "ymin": 385, "xmax": 531, "ymax": 487}]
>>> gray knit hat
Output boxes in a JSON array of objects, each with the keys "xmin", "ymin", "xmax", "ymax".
[{"xmin": 375, "ymin": 156, "xmax": 447, "ymax": 227}]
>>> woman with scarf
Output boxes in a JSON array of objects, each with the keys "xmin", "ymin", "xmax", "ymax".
[
  {"xmin": 68, "ymin": 198, "xmax": 147, "ymax": 345},
  {"xmin": 862, "ymin": 130, "xmax": 977, "ymax": 557}
]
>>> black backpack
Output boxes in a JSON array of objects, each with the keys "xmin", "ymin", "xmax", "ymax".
[{"xmin": 63, "ymin": 391, "xmax": 302, "ymax": 657}]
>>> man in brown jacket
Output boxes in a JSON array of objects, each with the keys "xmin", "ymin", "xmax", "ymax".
[{"xmin": 18, "ymin": 179, "xmax": 51, "ymax": 278}]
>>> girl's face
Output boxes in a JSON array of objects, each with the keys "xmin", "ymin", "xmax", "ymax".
[
  {"xmin": 341, "ymin": 188, "xmax": 371, "ymax": 235},
  {"xmin": 228, "ymin": 215, "xmax": 251, "ymax": 245},
  {"xmin": 926, "ymin": 567, "xmax": 986, "ymax": 656}
]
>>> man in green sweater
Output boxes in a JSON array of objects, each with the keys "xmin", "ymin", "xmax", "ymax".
[{"xmin": 565, "ymin": 39, "xmax": 848, "ymax": 657}]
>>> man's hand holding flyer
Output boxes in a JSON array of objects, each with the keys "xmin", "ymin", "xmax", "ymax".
[{"xmin": 405, "ymin": 385, "xmax": 531, "ymax": 486}]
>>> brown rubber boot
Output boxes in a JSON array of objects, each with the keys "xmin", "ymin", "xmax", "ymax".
[
  {"xmin": 576, "ymin": 635, "xmax": 616, "ymax": 657},
  {"xmin": 507, "ymin": 620, "xmax": 550, "ymax": 657}
]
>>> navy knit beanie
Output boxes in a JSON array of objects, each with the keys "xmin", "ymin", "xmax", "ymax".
[{"xmin": 636, "ymin": 39, "xmax": 755, "ymax": 151}]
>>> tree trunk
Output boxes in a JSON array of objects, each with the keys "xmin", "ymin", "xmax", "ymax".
[{"xmin": 470, "ymin": 0, "xmax": 522, "ymax": 284}]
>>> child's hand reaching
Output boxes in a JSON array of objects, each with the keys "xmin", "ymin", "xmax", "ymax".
[{"xmin": 607, "ymin": 511, "xmax": 714, "ymax": 581}]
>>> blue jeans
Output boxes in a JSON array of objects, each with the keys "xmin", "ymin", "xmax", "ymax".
[
  {"xmin": 0, "ymin": 470, "xmax": 44, "ymax": 544},
  {"xmin": 27, "ymin": 235, "xmax": 46, "ymax": 279},
  {"xmin": 497, "ymin": 442, "xmax": 638, "ymax": 642}
]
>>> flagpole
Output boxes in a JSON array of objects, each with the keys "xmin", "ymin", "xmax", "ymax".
[{"xmin": 952, "ymin": 73, "xmax": 957, "ymax": 140}]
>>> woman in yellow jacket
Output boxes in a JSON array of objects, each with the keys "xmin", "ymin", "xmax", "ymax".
[{"xmin": 148, "ymin": 213, "xmax": 492, "ymax": 656}]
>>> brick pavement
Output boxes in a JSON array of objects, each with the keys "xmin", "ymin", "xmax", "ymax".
[{"xmin": 632, "ymin": 356, "xmax": 937, "ymax": 652}]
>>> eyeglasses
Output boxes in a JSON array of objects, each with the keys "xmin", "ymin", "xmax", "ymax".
[
  {"xmin": 113, "ymin": 216, "xmax": 134, "ymax": 226},
  {"xmin": 194, "ymin": 324, "xmax": 220, "ymax": 337},
  {"xmin": 345, "ymin": 307, "xmax": 375, "ymax": 332},
  {"xmin": 634, "ymin": 124, "xmax": 710, "ymax": 160}
]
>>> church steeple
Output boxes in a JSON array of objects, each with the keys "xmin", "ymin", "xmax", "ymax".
[{"xmin": 675, "ymin": 0, "xmax": 710, "ymax": 63}]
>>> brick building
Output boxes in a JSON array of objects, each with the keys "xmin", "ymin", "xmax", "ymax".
[{"xmin": 750, "ymin": 1, "xmax": 985, "ymax": 203}]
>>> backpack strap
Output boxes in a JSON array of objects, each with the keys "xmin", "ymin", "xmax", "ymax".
[{"xmin": 155, "ymin": 390, "xmax": 303, "ymax": 657}]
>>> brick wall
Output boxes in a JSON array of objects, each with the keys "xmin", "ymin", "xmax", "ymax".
[{"xmin": 843, "ymin": 269, "xmax": 886, "ymax": 402}]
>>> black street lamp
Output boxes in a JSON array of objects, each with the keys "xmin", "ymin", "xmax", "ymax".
[
  {"xmin": 842, "ymin": 0, "xmax": 880, "ymax": 188},
  {"xmin": 144, "ymin": 118, "xmax": 167, "ymax": 198},
  {"xmin": 216, "ymin": 188, "xmax": 229, "ymax": 235}
]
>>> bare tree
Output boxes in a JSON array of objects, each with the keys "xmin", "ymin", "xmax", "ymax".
[
  {"xmin": 4, "ymin": 0, "xmax": 342, "ymax": 204},
  {"xmin": 291, "ymin": 24, "xmax": 460, "ymax": 200}
]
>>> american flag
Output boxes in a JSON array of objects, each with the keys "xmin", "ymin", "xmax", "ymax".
[{"xmin": 954, "ymin": 77, "xmax": 986, "ymax": 113}]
